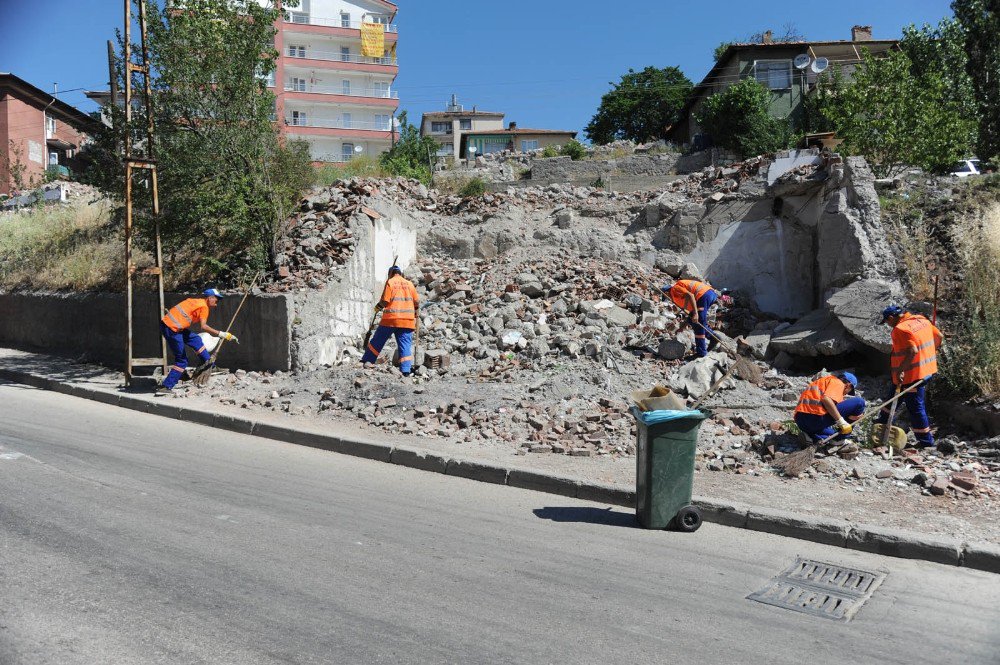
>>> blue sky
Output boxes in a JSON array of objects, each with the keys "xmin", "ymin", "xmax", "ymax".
[{"xmin": 1, "ymin": 0, "xmax": 955, "ymax": 137}]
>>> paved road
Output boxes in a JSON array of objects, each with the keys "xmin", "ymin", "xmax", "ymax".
[{"xmin": 1, "ymin": 381, "xmax": 998, "ymax": 665}]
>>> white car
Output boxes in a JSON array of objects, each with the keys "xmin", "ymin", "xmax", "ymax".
[{"xmin": 952, "ymin": 158, "xmax": 982, "ymax": 178}]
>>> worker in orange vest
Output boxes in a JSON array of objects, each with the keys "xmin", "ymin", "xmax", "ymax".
[
  {"xmin": 361, "ymin": 266, "xmax": 420, "ymax": 376},
  {"xmin": 876, "ymin": 305, "xmax": 944, "ymax": 448},
  {"xmin": 793, "ymin": 372, "xmax": 865, "ymax": 443},
  {"xmin": 157, "ymin": 288, "xmax": 236, "ymax": 395},
  {"xmin": 663, "ymin": 279, "xmax": 718, "ymax": 357}
]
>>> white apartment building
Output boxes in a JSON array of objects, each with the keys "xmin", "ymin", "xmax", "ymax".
[{"xmin": 272, "ymin": 0, "xmax": 399, "ymax": 163}]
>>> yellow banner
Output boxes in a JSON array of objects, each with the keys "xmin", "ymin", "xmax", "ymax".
[{"xmin": 361, "ymin": 22, "xmax": 385, "ymax": 58}]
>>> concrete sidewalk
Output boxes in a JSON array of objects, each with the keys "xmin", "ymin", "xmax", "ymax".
[{"xmin": 0, "ymin": 346, "xmax": 997, "ymax": 574}]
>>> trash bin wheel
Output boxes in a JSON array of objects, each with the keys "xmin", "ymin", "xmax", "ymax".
[{"xmin": 674, "ymin": 505, "xmax": 702, "ymax": 533}]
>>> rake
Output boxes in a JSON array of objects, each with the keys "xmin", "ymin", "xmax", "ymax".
[{"xmin": 773, "ymin": 378, "xmax": 928, "ymax": 477}]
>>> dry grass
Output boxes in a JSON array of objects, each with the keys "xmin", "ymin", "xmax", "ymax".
[
  {"xmin": 0, "ymin": 198, "xmax": 147, "ymax": 291},
  {"xmin": 315, "ymin": 156, "xmax": 390, "ymax": 185}
]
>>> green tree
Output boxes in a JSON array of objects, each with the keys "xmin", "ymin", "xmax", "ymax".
[
  {"xmin": 379, "ymin": 111, "xmax": 439, "ymax": 183},
  {"xmin": 823, "ymin": 49, "xmax": 976, "ymax": 176},
  {"xmin": 695, "ymin": 78, "xmax": 792, "ymax": 157},
  {"xmin": 799, "ymin": 66, "xmax": 849, "ymax": 135},
  {"xmin": 952, "ymin": 0, "xmax": 1000, "ymax": 163},
  {"xmin": 584, "ymin": 67, "xmax": 692, "ymax": 144},
  {"xmin": 559, "ymin": 139, "xmax": 587, "ymax": 160},
  {"xmin": 82, "ymin": 0, "xmax": 313, "ymax": 284}
]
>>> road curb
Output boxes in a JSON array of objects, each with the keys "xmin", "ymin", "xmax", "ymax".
[{"xmin": 2, "ymin": 366, "xmax": 998, "ymax": 575}]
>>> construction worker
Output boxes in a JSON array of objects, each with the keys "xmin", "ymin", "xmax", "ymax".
[
  {"xmin": 157, "ymin": 288, "xmax": 236, "ymax": 395},
  {"xmin": 793, "ymin": 372, "xmax": 865, "ymax": 443},
  {"xmin": 361, "ymin": 266, "xmax": 420, "ymax": 376},
  {"xmin": 877, "ymin": 305, "xmax": 944, "ymax": 448},
  {"xmin": 663, "ymin": 279, "xmax": 717, "ymax": 357}
]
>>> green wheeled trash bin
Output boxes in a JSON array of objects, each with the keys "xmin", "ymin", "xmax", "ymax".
[{"xmin": 632, "ymin": 407, "xmax": 708, "ymax": 532}]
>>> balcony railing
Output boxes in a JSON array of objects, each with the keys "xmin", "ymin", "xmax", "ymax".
[
  {"xmin": 286, "ymin": 117, "xmax": 392, "ymax": 131},
  {"xmin": 284, "ymin": 84, "xmax": 398, "ymax": 99},
  {"xmin": 284, "ymin": 50, "xmax": 397, "ymax": 67},
  {"xmin": 285, "ymin": 13, "xmax": 398, "ymax": 33}
]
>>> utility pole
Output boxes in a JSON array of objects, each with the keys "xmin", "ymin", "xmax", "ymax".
[{"xmin": 123, "ymin": 0, "xmax": 166, "ymax": 387}]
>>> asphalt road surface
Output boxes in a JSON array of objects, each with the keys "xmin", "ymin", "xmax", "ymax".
[{"xmin": 1, "ymin": 380, "xmax": 998, "ymax": 665}]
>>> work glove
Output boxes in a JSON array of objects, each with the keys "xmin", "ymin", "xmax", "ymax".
[
  {"xmin": 219, "ymin": 331, "xmax": 239, "ymax": 344},
  {"xmin": 836, "ymin": 419, "xmax": 853, "ymax": 435}
]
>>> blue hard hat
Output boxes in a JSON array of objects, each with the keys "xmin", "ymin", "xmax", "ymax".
[
  {"xmin": 389, "ymin": 265, "xmax": 402, "ymax": 274},
  {"xmin": 203, "ymin": 288, "xmax": 224, "ymax": 299},
  {"xmin": 839, "ymin": 372, "xmax": 858, "ymax": 388},
  {"xmin": 880, "ymin": 304, "xmax": 903, "ymax": 322}
]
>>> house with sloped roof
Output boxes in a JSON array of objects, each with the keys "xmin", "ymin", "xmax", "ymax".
[
  {"xmin": 667, "ymin": 26, "xmax": 898, "ymax": 149},
  {"xmin": 462, "ymin": 123, "xmax": 577, "ymax": 159}
]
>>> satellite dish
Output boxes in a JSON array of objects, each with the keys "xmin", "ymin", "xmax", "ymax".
[
  {"xmin": 469, "ymin": 146, "xmax": 477, "ymax": 154},
  {"xmin": 354, "ymin": 145, "xmax": 364, "ymax": 154},
  {"xmin": 793, "ymin": 54, "xmax": 811, "ymax": 70},
  {"xmin": 811, "ymin": 57, "xmax": 829, "ymax": 74}
]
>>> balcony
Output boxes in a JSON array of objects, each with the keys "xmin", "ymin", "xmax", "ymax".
[
  {"xmin": 284, "ymin": 83, "xmax": 398, "ymax": 100},
  {"xmin": 285, "ymin": 13, "xmax": 398, "ymax": 33},
  {"xmin": 286, "ymin": 117, "xmax": 391, "ymax": 131},
  {"xmin": 284, "ymin": 50, "xmax": 397, "ymax": 68}
]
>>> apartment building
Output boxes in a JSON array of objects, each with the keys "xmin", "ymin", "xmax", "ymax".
[
  {"xmin": 0, "ymin": 73, "xmax": 98, "ymax": 195},
  {"xmin": 272, "ymin": 0, "xmax": 399, "ymax": 163}
]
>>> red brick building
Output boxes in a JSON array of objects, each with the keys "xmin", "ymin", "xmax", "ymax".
[{"xmin": 0, "ymin": 73, "xmax": 99, "ymax": 195}]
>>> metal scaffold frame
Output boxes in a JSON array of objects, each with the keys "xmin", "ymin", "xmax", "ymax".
[{"xmin": 123, "ymin": 0, "xmax": 167, "ymax": 387}]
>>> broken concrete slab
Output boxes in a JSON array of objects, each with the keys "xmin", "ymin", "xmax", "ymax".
[
  {"xmin": 669, "ymin": 352, "xmax": 734, "ymax": 397},
  {"xmin": 826, "ymin": 279, "xmax": 899, "ymax": 354},
  {"xmin": 768, "ymin": 308, "xmax": 857, "ymax": 357}
]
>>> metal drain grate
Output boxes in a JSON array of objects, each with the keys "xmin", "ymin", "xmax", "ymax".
[{"xmin": 747, "ymin": 558, "xmax": 887, "ymax": 621}]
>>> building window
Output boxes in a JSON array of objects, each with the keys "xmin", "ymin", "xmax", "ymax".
[
  {"xmin": 290, "ymin": 77, "xmax": 307, "ymax": 92},
  {"xmin": 341, "ymin": 80, "xmax": 351, "ymax": 96},
  {"xmin": 431, "ymin": 121, "xmax": 451, "ymax": 134},
  {"xmin": 459, "ymin": 118, "xmax": 472, "ymax": 131},
  {"xmin": 288, "ymin": 44, "xmax": 305, "ymax": 58},
  {"xmin": 375, "ymin": 114, "xmax": 390, "ymax": 130},
  {"xmin": 373, "ymin": 81, "xmax": 390, "ymax": 98},
  {"xmin": 342, "ymin": 112, "xmax": 352, "ymax": 128},
  {"xmin": 45, "ymin": 115, "xmax": 56, "ymax": 138},
  {"xmin": 521, "ymin": 140, "xmax": 539, "ymax": 151},
  {"xmin": 754, "ymin": 60, "xmax": 792, "ymax": 90},
  {"xmin": 341, "ymin": 47, "xmax": 351, "ymax": 62},
  {"xmin": 340, "ymin": 12, "xmax": 351, "ymax": 28},
  {"xmin": 342, "ymin": 143, "xmax": 355, "ymax": 161},
  {"xmin": 291, "ymin": 111, "xmax": 307, "ymax": 126},
  {"xmin": 369, "ymin": 14, "xmax": 389, "ymax": 25}
]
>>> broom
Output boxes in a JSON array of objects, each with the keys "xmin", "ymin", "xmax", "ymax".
[
  {"xmin": 639, "ymin": 274, "xmax": 762, "ymax": 384},
  {"xmin": 191, "ymin": 272, "xmax": 261, "ymax": 387},
  {"xmin": 773, "ymin": 378, "xmax": 928, "ymax": 477},
  {"xmin": 362, "ymin": 254, "xmax": 398, "ymax": 351}
]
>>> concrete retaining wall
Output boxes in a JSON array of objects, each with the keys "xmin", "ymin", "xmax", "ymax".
[
  {"xmin": 0, "ymin": 291, "xmax": 293, "ymax": 371},
  {"xmin": 291, "ymin": 198, "xmax": 419, "ymax": 370}
]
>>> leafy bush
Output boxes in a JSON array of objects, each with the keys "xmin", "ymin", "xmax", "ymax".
[
  {"xmin": 540, "ymin": 145, "xmax": 560, "ymax": 159},
  {"xmin": 696, "ymin": 78, "xmax": 792, "ymax": 157},
  {"xmin": 458, "ymin": 177, "xmax": 487, "ymax": 198},
  {"xmin": 559, "ymin": 140, "xmax": 587, "ymax": 161}
]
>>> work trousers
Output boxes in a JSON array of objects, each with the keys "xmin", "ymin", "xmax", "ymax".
[
  {"xmin": 794, "ymin": 396, "xmax": 866, "ymax": 442},
  {"xmin": 690, "ymin": 290, "xmax": 718, "ymax": 357},
  {"xmin": 876, "ymin": 376, "xmax": 933, "ymax": 445},
  {"xmin": 362, "ymin": 325, "xmax": 414, "ymax": 375},
  {"xmin": 160, "ymin": 322, "xmax": 211, "ymax": 389}
]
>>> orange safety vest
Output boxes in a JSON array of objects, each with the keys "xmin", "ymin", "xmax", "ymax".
[
  {"xmin": 890, "ymin": 313, "xmax": 942, "ymax": 384},
  {"xmin": 669, "ymin": 280, "xmax": 713, "ymax": 314},
  {"xmin": 379, "ymin": 275, "xmax": 419, "ymax": 329},
  {"xmin": 794, "ymin": 375, "xmax": 848, "ymax": 416},
  {"xmin": 161, "ymin": 298, "xmax": 209, "ymax": 332}
]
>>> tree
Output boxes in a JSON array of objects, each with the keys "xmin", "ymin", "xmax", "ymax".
[
  {"xmin": 379, "ymin": 112, "xmax": 439, "ymax": 183},
  {"xmin": 695, "ymin": 78, "xmax": 792, "ymax": 157},
  {"xmin": 584, "ymin": 67, "xmax": 692, "ymax": 145},
  {"xmin": 822, "ymin": 49, "xmax": 976, "ymax": 177},
  {"xmin": 952, "ymin": 0, "xmax": 1000, "ymax": 163},
  {"xmin": 83, "ymin": 0, "xmax": 313, "ymax": 284}
]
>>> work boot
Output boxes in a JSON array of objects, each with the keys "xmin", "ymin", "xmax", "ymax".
[
  {"xmin": 707, "ymin": 336, "xmax": 719, "ymax": 352},
  {"xmin": 154, "ymin": 386, "xmax": 172, "ymax": 397}
]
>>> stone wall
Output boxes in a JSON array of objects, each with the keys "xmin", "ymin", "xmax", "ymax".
[
  {"xmin": 0, "ymin": 291, "xmax": 293, "ymax": 371},
  {"xmin": 291, "ymin": 197, "xmax": 419, "ymax": 370},
  {"xmin": 529, "ymin": 154, "xmax": 680, "ymax": 186}
]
